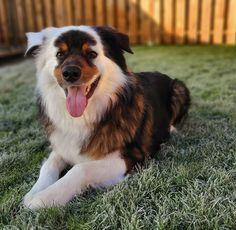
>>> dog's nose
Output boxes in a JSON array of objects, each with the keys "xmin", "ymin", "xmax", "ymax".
[{"xmin": 62, "ymin": 66, "xmax": 81, "ymax": 83}]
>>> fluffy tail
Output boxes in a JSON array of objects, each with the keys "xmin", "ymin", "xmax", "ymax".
[{"xmin": 170, "ymin": 79, "xmax": 191, "ymax": 126}]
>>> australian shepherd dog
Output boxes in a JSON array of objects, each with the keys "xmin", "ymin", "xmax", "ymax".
[{"xmin": 23, "ymin": 26, "xmax": 190, "ymax": 209}]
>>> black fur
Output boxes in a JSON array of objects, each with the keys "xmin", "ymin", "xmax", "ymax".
[
  {"xmin": 135, "ymin": 72, "xmax": 190, "ymax": 154},
  {"xmin": 54, "ymin": 30, "xmax": 97, "ymax": 66},
  {"xmin": 94, "ymin": 26, "xmax": 133, "ymax": 73}
]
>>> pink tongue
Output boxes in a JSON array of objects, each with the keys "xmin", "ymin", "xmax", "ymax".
[{"xmin": 66, "ymin": 86, "xmax": 88, "ymax": 117}]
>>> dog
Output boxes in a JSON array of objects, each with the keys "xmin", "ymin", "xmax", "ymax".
[{"xmin": 23, "ymin": 26, "xmax": 190, "ymax": 209}]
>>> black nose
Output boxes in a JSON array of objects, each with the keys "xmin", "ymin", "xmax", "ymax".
[{"xmin": 62, "ymin": 66, "xmax": 81, "ymax": 83}]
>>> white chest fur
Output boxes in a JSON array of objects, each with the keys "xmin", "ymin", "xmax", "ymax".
[
  {"xmin": 37, "ymin": 70, "xmax": 93, "ymax": 165},
  {"xmin": 50, "ymin": 128, "xmax": 91, "ymax": 165}
]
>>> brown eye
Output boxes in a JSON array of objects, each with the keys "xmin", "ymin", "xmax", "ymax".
[
  {"xmin": 56, "ymin": 51, "xmax": 64, "ymax": 58},
  {"xmin": 87, "ymin": 51, "xmax": 97, "ymax": 59}
]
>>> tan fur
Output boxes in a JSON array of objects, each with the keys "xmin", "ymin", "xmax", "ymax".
[
  {"xmin": 58, "ymin": 42, "xmax": 68, "ymax": 52},
  {"xmin": 54, "ymin": 55, "xmax": 98, "ymax": 86},
  {"xmin": 53, "ymin": 67, "xmax": 64, "ymax": 86},
  {"xmin": 82, "ymin": 43, "xmax": 91, "ymax": 53}
]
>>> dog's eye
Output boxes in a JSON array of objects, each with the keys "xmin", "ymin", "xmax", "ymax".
[
  {"xmin": 87, "ymin": 51, "xmax": 97, "ymax": 59},
  {"xmin": 56, "ymin": 51, "xmax": 64, "ymax": 58}
]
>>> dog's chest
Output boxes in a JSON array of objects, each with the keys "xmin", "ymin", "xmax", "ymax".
[{"xmin": 50, "ymin": 126, "xmax": 92, "ymax": 165}]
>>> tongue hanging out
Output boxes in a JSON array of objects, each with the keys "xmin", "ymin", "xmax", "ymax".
[
  {"xmin": 65, "ymin": 77, "xmax": 100, "ymax": 117},
  {"xmin": 66, "ymin": 86, "xmax": 88, "ymax": 117}
]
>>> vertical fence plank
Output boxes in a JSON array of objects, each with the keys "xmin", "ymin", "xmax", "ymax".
[
  {"xmin": 14, "ymin": 0, "xmax": 25, "ymax": 43},
  {"xmin": 200, "ymin": 0, "xmax": 212, "ymax": 43},
  {"xmin": 34, "ymin": 0, "xmax": 44, "ymax": 30},
  {"xmin": 0, "ymin": 0, "xmax": 9, "ymax": 45},
  {"xmin": 24, "ymin": 0, "xmax": 35, "ymax": 31},
  {"xmin": 213, "ymin": 0, "xmax": 226, "ymax": 44},
  {"xmin": 84, "ymin": 0, "xmax": 94, "ymax": 25},
  {"xmin": 163, "ymin": 0, "xmax": 174, "ymax": 44},
  {"xmin": 95, "ymin": 0, "xmax": 105, "ymax": 25},
  {"xmin": 188, "ymin": 0, "xmax": 199, "ymax": 43},
  {"xmin": 140, "ymin": 0, "xmax": 152, "ymax": 43},
  {"xmin": 43, "ymin": 0, "xmax": 53, "ymax": 27},
  {"xmin": 175, "ymin": 0, "xmax": 186, "ymax": 44},
  {"xmin": 65, "ymin": 0, "xmax": 73, "ymax": 25},
  {"xmin": 54, "ymin": 0, "xmax": 65, "ymax": 26},
  {"xmin": 74, "ymin": 0, "xmax": 83, "ymax": 25},
  {"xmin": 106, "ymin": 0, "xmax": 115, "ymax": 27},
  {"xmin": 153, "ymin": 0, "xmax": 161, "ymax": 44},
  {"xmin": 128, "ymin": 0, "xmax": 138, "ymax": 43},
  {"xmin": 116, "ymin": 0, "xmax": 126, "ymax": 33},
  {"xmin": 226, "ymin": 0, "xmax": 236, "ymax": 44}
]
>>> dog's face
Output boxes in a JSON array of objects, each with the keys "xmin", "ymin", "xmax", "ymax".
[{"xmin": 26, "ymin": 26, "xmax": 133, "ymax": 117}]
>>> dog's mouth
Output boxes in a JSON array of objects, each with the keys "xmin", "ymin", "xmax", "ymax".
[{"xmin": 65, "ymin": 76, "xmax": 100, "ymax": 117}]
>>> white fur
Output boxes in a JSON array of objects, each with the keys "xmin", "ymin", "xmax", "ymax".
[
  {"xmin": 24, "ymin": 151, "xmax": 126, "ymax": 209},
  {"xmin": 24, "ymin": 26, "xmax": 128, "ymax": 209}
]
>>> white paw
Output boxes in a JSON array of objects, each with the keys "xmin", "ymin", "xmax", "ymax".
[
  {"xmin": 23, "ymin": 191, "xmax": 51, "ymax": 209},
  {"xmin": 23, "ymin": 190, "xmax": 67, "ymax": 209},
  {"xmin": 24, "ymin": 196, "xmax": 45, "ymax": 209}
]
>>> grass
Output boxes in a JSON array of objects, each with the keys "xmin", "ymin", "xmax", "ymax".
[{"xmin": 0, "ymin": 46, "xmax": 236, "ymax": 229}]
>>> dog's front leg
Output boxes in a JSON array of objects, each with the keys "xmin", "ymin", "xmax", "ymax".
[
  {"xmin": 25, "ymin": 151, "xmax": 127, "ymax": 209},
  {"xmin": 24, "ymin": 151, "xmax": 66, "ymax": 207}
]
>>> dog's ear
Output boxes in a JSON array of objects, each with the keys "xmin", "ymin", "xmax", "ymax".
[
  {"xmin": 115, "ymin": 32, "xmax": 133, "ymax": 54},
  {"xmin": 25, "ymin": 31, "xmax": 44, "ymax": 56},
  {"xmin": 94, "ymin": 26, "xmax": 133, "ymax": 54}
]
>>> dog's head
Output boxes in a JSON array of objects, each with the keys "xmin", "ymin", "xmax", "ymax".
[{"xmin": 26, "ymin": 26, "xmax": 133, "ymax": 118}]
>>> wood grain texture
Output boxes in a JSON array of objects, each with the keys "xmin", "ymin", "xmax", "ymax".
[
  {"xmin": 200, "ymin": 0, "xmax": 212, "ymax": 43},
  {"xmin": 116, "ymin": 0, "xmax": 126, "ymax": 33},
  {"xmin": 140, "ymin": 0, "xmax": 152, "ymax": 43},
  {"xmin": 95, "ymin": 0, "xmax": 105, "ymax": 25},
  {"xmin": 153, "ymin": 0, "xmax": 161, "ymax": 44},
  {"xmin": 175, "ymin": 0, "xmax": 186, "ymax": 44},
  {"xmin": 84, "ymin": 0, "xmax": 94, "ymax": 25},
  {"xmin": 188, "ymin": 0, "xmax": 199, "ymax": 44},
  {"xmin": 213, "ymin": 0, "xmax": 226, "ymax": 44},
  {"xmin": 163, "ymin": 0, "xmax": 174, "ymax": 44},
  {"xmin": 106, "ymin": 0, "xmax": 115, "ymax": 27},
  {"xmin": 226, "ymin": 0, "xmax": 236, "ymax": 44},
  {"xmin": 0, "ymin": 0, "xmax": 235, "ymax": 47},
  {"xmin": 128, "ymin": 0, "xmax": 138, "ymax": 43},
  {"xmin": 0, "ymin": 0, "xmax": 9, "ymax": 44}
]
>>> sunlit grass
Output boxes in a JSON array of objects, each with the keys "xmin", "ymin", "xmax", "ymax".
[{"xmin": 0, "ymin": 46, "xmax": 236, "ymax": 229}]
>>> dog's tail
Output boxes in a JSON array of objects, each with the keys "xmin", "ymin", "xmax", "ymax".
[{"xmin": 170, "ymin": 79, "xmax": 191, "ymax": 127}]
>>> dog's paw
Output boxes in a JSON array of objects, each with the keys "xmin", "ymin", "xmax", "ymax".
[
  {"xmin": 24, "ymin": 190, "xmax": 66, "ymax": 209},
  {"xmin": 23, "ymin": 191, "xmax": 48, "ymax": 209},
  {"xmin": 23, "ymin": 192, "xmax": 34, "ymax": 207},
  {"xmin": 24, "ymin": 193, "xmax": 51, "ymax": 209}
]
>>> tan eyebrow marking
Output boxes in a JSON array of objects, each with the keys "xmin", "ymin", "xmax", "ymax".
[
  {"xmin": 58, "ymin": 42, "xmax": 68, "ymax": 52},
  {"xmin": 82, "ymin": 43, "xmax": 91, "ymax": 54}
]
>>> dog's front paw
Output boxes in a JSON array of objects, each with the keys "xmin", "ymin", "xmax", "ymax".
[
  {"xmin": 24, "ymin": 197, "xmax": 43, "ymax": 209},
  {"xmin": 24, "ymin": 190, "xmax": 66, "ymax": 209},
  {"xmin": 23, "ymin": 191, "xmax": 49, "ymax": 209},
  {"xmin": 23, "ymin": 191, "xmax": 34, "ymax": 207}
]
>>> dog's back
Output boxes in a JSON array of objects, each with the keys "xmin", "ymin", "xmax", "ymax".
[
  {"xmin": 132, "ymin": 72, "xmax": 190, "ymax": 158},
  {"xmin": 136, "ymin": 72, "xmax": 190, "ymax": 126}
]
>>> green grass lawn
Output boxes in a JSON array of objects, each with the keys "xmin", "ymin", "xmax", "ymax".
[{"xmin": 0, "ymin": 46, "xmax": 236, "ymax": 229}]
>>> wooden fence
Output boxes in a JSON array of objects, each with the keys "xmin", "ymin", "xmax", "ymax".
[{"xmin": 0, "ymin": 0, "xmax": 236, "ymax": 48}]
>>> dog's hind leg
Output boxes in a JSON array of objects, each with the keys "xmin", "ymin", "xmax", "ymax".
[
  {"xmin": 24, "ymin": 151, "xmax": 127, "ymax": 209},
  {"xmin": 23, "ymin": 151, "xmax": 66, "ymax": 206}
]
